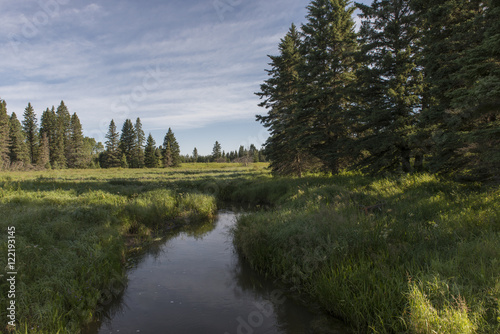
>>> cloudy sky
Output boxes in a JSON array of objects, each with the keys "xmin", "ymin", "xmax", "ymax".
[{"xmin": 0, "ymin": 0, "xmax": 371, "ymax": 155}]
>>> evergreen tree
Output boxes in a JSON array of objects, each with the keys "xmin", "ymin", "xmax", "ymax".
[
  {"xmin": 212, "ymin": 141, "xmax": 222, "ymax": 161},
  {"xmin": 0, "ymin": 99, "xmax": 10, "ymax": 169},
  {"xmin": 104, "ymin": 119, "xmax": 121, "ymax": 168},
  {"xmin": 256, "ymin": 24, "xmax": 315, "ymax": 176},
  {"xmin": 67, "ymin": 113, "xmax": 86, "ymax": 168},
  {"xmin": 56, "ymin": 101, "xmax": 71, "ymax": 166},
  {"xmin": 37, "ymin": 133, "xmax": 50, "ymax": 169},
  {"xmin": 144, "ymin": 133, "xmax": 158, "ymax": 168},
  {"xmin": 355, "ymin": 0, "xmax": 424, "ymax": 173},
  {"xmin": 163, "ymin": 142, "xmax": 172, "ymax": 167},
  {"xmin": 40, "ymin": 107, "xmax": 58, "ymax": 166},
  {"xmin": 22, "ymin": 102, "xmax": 39, "ymax": 164},
  {"xmin": 444, "ymin": 1, "xmax": 500, "ymax": 181},
  {"xmin": 238, "ymin": 145, "xmax": 246, "ymax": 158},
  {"xmin": 155, "ymin": 147, "xmax": 163, "ymax": 167},
  {"xmin": 192, "ymin": 147, "xmax": 198, "ymax": 162},
  {"xmin": 413, "ymin": 0, "xmax": 497, "ymax": 180},
  {"xmin": 413, "ymin": 0, "xmax": 482, "ymax": 168},
  {"xmin": 297, "ymin": 0, "xmax": 358, "ymax": 173},
  {"xmin": 132, "ymin": 118, "xmax": 145, "ymax": 168},
  {"xmin": 8, "ymin": 113, "xmax": 29, "ymax": 166},
  {"xmin": 162, "ymin": 128, "xmax": 180, "ymax": 167},
  {"xmin": 119, "ymin": 119, "xmax": 136, "ymax": 168},
  {"xmin": 120, "ymin": 153, "xmax": 128, "ymax": 168}
]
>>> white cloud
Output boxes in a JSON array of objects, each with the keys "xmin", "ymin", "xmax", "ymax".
[{"xmin": 0, "ymin": 0, "xmax": 311, "ymax": 148}]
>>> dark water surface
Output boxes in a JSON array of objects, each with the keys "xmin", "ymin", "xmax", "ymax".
[{"xmin": 84, "ymin": 211, "xmax": 350, "ymax": 334}]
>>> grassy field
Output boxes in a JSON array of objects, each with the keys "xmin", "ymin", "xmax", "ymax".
[
  {"xmin": 232, "ymin": 172, "xmax": 500, "ymax": 333},
  {"xmin": 0, "ymin": 164, "xmax": 499, "ymax": 333},
  {"xmin": 0, "ymin": 164, "xmax": 267, "ymax": 333}
]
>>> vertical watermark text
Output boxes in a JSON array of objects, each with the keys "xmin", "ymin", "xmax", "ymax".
[{"xmin": 6, "ymin": 226, "xmax": 17, "ymax": 329}]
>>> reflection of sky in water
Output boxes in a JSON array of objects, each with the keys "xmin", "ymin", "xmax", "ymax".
[{"xmin": 87, "ymin": 212, "xmax": 350, "ymax": 334}]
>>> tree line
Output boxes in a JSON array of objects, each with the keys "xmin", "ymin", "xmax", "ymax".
[
  {"xmin": 0, "ymin": 100, "xmax": 101, "ymax": 170},
  {"xmin": 0, "ymin": 99, "xmax": 266, "ymax": 170},
  {"xmin": 257, "ymin": 0, "xmax": 499, "ymax": 181}
]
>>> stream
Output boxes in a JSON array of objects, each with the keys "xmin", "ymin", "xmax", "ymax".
[{"xmin": 84, "ymin": 210, "xmax": 350, "ymax": 334}]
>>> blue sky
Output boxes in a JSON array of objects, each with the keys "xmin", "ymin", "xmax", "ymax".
[{"xmin": 0, "ymin": 0, "xmax": 371, "ymax": 156}]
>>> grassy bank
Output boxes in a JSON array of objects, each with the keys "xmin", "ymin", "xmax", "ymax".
[
  {"xmin": 1, "ymin": 165, "xmax": 498, "ymax": 333},
  {"xmin": 232, "ymin": 173, "xmax": 500, "ymax": 333},
  {"xmin": 0, "ymin": 164, "xmax": 267, "ymax": 333}
]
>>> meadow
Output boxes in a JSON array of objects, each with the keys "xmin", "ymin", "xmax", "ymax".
[{"xmin": 0, "ymin": 164, "xmax": 498, "ymax": 333}]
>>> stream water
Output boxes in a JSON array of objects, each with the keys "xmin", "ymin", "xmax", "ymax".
[{"xmin": 84, "ymin": 211, "xmax": 350, "ymax": 334}]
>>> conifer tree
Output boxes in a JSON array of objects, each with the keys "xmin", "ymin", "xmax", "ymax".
[
  {"xmin": 413, "ymin": 0, "xmax": 496, "ymax": 179},
  {"xmin": 144, "ymin": 133, "xmax": 158, "ymax": 168},
  {"xmin": 192, "ymin": 147, "xmax": 198, "ymax": 162},
  {"xmin": 256, "ymin": 24, "xmax": 315, "ymax": 176},
  {"xmin": 162, "ymin": 128, "xmax": 180, "ymax": 167},
  {"xmin": 37, "ymin": 133, "xmax": 50, "ymax": 169},
  {"xmin": 8, "ymin": 113, "xmax": 29, "ymax": 166},
  {"xmin": 56, "ymin": 101, "xmax": 71, "ymax": 166},
  {"xmin": 132, "ymin": 118, "xmax": 145, "ymax": 168},
  {"xmin": 163, "ymin": 142, "xmax": 172, "ymax": 167},
  {"xmin": 0, "ymin": 99, "xmax": 10, "ymax": 169},
  {"xmin": 67, "ymin": 113, "xmax": 86, "ymax": 168},
  {"xmin": 104, "ymin": 119, "xmax": 121, "ymax": 168},
  {"xmin": 355, "ymin": 0, "xmax": 424, "ymax": 173},
  {"xmin": 297, "ymin": 0, "xmax": 358, "ymax": 173},
  {"xmin": 120, "ymin": 153, "xmax": 128, "ymax": 168},
  {"xmin": 119, "ymin": 119, "xmax": 136, "ymax": 167},
  {"xmin": 40, "ymin": 107, "xmax": 58, "ymax": 166},
  {"xmin": 212, "ymin": 141, "xmax": 222, "ymax": 161},
  {"xmin": 155, "ymin": 147, "xmax": 163, "ymax": 167},
  {"xmin": 444, "ymin": 1, "xmax": 500, "ymax": 181},
  {"xmin": 22, "ymin": 102, "xmax": 39, "ymax": 164}
]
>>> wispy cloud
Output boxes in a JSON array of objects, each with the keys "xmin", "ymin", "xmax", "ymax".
[{"xmin": 0, "ymin": 0, "xmax": 370, "ymax": 153}]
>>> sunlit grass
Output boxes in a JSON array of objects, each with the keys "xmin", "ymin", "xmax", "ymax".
[
  {"xmin": 0, "ymin": 166, "xmax": 498, "ymax": 333},
  {"xmin": 233, "ymin": 173, "xmax": 500, "ymax": 333}
]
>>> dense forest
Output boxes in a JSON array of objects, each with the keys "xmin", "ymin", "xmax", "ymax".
[
  {"xmin": 257, "ymin": 0, "xmax": 499, "ymax": 181},
  {"xmin": 0, "ymin": 100, "xmax": 266, "ymax": 170}
]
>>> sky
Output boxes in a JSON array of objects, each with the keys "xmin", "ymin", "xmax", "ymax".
[{"xmin": 0, "ymin": 0, "xmax": 371, "ymax": 156}]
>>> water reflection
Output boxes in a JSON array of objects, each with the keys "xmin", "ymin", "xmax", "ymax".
[{"xmin": 84, "ymin": 211, "xmax": 350, "ymax": 334}]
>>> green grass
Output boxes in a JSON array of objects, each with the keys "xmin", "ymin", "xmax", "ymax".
[
  {"xmin": 0, "ymin": 165, "xmax": 498, "ymax": 333},
  {"xmin": 232, "ymin": 172, "xmax": 500, "ymax": 333},
  {"xmin": 0, "ymin": 164, "xmax": 267, "ymax": 333}
]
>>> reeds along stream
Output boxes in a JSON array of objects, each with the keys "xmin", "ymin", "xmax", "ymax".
[{"xmin": 83, "ymin": 210, "xmax": 350, "ymax": 334}]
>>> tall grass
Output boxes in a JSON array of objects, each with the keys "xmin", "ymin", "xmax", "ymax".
[
  {"xmin": 0, "ymin": 165, "xmax": 247, "ymax": 333},
  {"xmin": 232, "ymin": 173, "xmax": 500, "ymax": 333},
  {"xmin": 1, "ymin": 166, "xmax": 498, "ymax": 333}
]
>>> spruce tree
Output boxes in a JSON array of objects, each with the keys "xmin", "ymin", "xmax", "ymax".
[
  {"xmin": 8, "ymin": 113, "xmax": 29, "ymax": 166},
  {"xmin": 119, "ymin": 119, "xmax": 136, "ymax": 167},
  {"xmin": 144, "ymin": 133, "xmax": 158, "ymax": 168},
  {"xmin": 40, "ymin": 107, "xmax": 58, "ymax": 166},
  {"xmin": 0, "ymin": 99, "xmax": 10, "ymax": 169},
  {"xmin": 132, "ymin": 118, "xmax": 145, "ymax": 168},
  {"xmin": 257, "ymin": 24, "xmax": 316, "ymax": 176},
  {"xmin": 68, "ymin": 113, "xmax": 86, "ymax": 168},
  {"xmin": 37, "ymin": 133, "xmax": 51, "ymax": 169},
  {"xmin": 162, "ymin": 128, "xmax": 180, "ymax": 167},
  {"xmin": 443, "ymin": 1, "xmax": 500, "ymax": 181},
  {"xmin": 22, "ymin": 102, "xmax": 39, "ymax": 164},
  {"xmin": 212, "ymin": 141, "xmax": 222, "ymax": 161},
  {"xmin": 297, "ymin": 0, "xmax": 358, "ymax": 173},
  {"xmin": 412, "ymin": 0, "xmax": 486, "ymax": 176},
  {"xmin": 56, "ymin": 101, "xmax": 71, "ymax": 166},
  {"xmin": 163, "ymin": 142, "xmax": 172, "ymax": 167},
  {"xmin": 192, "ymin": 147, "xmax": 198, "ymax": 162},
  {"xmin": 104, "ymin": 120, "xmax": 121, "ymax": 168},
  {"xmin": 355, "ymin": 0, "xmax": 424, "ymax": 173}
]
